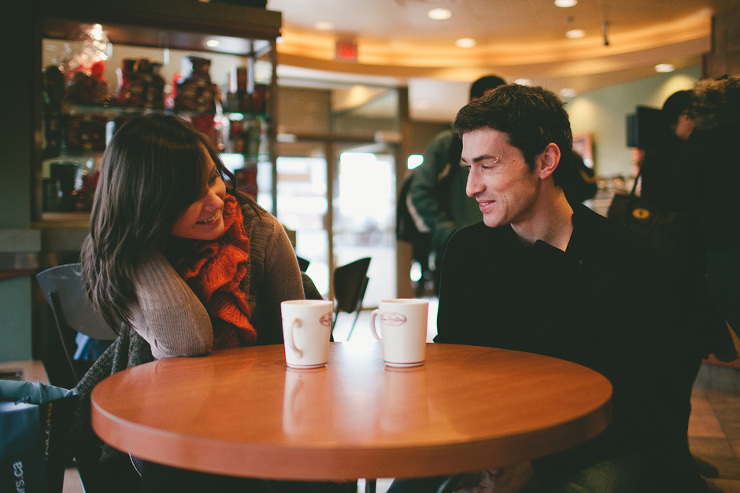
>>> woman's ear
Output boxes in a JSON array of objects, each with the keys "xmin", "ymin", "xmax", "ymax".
[{"xmin": 538, "ymin": 143, "xmax": 561, "ymax": 180}]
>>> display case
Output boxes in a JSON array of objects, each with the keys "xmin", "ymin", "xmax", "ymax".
[{"xmin": 33, "ymin": 0, "xmax": 281, "ymax": 222}]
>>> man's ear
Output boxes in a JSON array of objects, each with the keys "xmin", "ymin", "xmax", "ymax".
[{"xmin": 538, "ymin": 143, "xmax": 561, "ymax": 180}]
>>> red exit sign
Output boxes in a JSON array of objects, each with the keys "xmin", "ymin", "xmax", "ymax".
[{"xmin": 335, "ymin": 39, "xmax": 358, "ymax": 61}]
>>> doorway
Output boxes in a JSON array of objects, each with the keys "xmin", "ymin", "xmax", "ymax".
[{"xmin": 272, "ymin": 138, "xmax": 397, "ymax": 305}]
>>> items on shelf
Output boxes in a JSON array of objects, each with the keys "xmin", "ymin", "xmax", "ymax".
[
  {"xmin": 117, "ymin": 58, "xmax": 166, "ymax": 108},
  {"xmin": 43, "ymin": 66, "xmax": 65, "ymax": 151},
  {"xmin": 66, "ymin": 60, "xmax": 110, "ymax": 105},
  {"xmin": 64, "ymin": 114, "xmax": 107, "ymax": 151},
  {"xmin": 42, "ymin": 161, "xmax": 98, "ymax": 212},
  {"xmin": 63, "ymin": 24, "xmax": 112, "ymax": 105},
  {"xmin": 173, "ymin": 56, "xmax": 219, "ymax": 113},
  {"xmin": 222, "ymin": 65, "xmax": 268, "ymax": 114},
  {"xmin": 233, "ymin": 167, "xmax": 258, "ymax": 198},
  {"xmin": 225, "ymin": 116, "xmax": 265, "ymax": 156}
]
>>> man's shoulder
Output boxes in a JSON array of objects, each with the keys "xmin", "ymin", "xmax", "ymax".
[
  {"xmin": 573, "ymin": 204, "xmax": 657, "ymax": 270},
  {"xmin": 425, "ymin": 128, "xmax": 456, "ymax": 153},
  {"xmin": 431, "ymin": 127, "xmax": 455, "ymax": 143}
]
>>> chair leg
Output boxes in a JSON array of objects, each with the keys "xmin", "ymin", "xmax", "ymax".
[
  {"xmin": 365, "ymin": 479, "xmax": 376, "ymax": 493},
  {"xmin": 346, "ymin": 309, "xmax": 363, "ymax": 341}
]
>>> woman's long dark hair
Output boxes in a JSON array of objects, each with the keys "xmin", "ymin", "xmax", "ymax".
[{"xmin": 81, "ymin": 113, "xmax": 252, "ymax": 332}]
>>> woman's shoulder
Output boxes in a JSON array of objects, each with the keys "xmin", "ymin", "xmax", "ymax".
[{"xmin": 233, "ymin": 191, "xmax": 290, "ymax": 249}]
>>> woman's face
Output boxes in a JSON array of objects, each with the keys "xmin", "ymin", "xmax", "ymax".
[{"xmin": 171, "ymin": 149, "xmax": 227, "ymax": 240}]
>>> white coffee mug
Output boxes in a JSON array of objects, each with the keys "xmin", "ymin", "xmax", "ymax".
[
  {"xmin": 369, "ymin": 298, "xmax": 429, "ymax": 367},
  {"xmin": 281, "ymin": 300, "xmax": 333, "ymax": 369}
]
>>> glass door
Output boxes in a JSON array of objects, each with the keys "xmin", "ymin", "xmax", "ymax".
[
  {"xmin": 333, "ymin": 143, "xmax": 396, "ymax": 308},
  {"xmin": 273, "ymin": 140, "xmax": 330, "ymax": 294},
  {"xmin": 274, "ymin": 139, "xmax": 397, "ymax": 304}
]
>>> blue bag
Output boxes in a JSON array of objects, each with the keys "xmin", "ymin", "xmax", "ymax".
[{"xmin": 0, "ymin": 380, "xmax": 78, "ymax": 493}]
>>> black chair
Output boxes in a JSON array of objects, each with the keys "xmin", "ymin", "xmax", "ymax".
[
  {"xmin": 296, "ymin": 256, "xmax": 310, "ymax": 273},
  {"xmin": 331, "ymin": 257, "xmax": 371, "ymax": 341},
  {"xmin": 36, "ymin": 263, "xmax": 118, "ymax": 387},
  {"xmin": 301, "ymin": 272, "xmax": 323, "ymax": 301}
]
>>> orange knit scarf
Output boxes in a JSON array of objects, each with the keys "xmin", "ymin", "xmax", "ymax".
[{"xmin": 170, "ymin": 194, "xmax": 256, "ymax": 349}]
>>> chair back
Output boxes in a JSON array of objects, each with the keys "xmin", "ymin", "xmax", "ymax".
[
  {"xmin": 301, "ymin": 272, "xmax": 323, "ymax": 301},
  {"xmin": 332, "ymin": 257, "xmax": 371, "ymax": 339},
  {"xmin": 333, "ymin": 257, "xmax": 371, "ymax": 314},
  {"xmin": 36, "ymin": 263, "xmax": 118, "ymax": 386},
  {"xmin": 36, "ymin": 263, "xmax": 118, "ymax": 341}
]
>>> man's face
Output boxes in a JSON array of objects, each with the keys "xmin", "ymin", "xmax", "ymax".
[
  {"xmin": 463, "ymin": 127, "xmax": 541, "ymax": 229},
  {"xmin": 672, "ymin": 111, "xmax": 695, "ymax": 141}
]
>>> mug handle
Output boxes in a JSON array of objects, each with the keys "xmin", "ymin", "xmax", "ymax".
[
  {"xmin": 368, "ymin": 309, "xmax": 382, "ymax": 343},
  {"xmin": 286, "ymin": 318, "xmax": 303, "ymax": 358}
]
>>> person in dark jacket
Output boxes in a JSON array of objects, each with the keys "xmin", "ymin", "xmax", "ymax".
[
  {"xmin": 389, "ymin": 84, "xmax": 706, "ymax": 493},
  {"xmin": 408, "ymin": 74, "xmax": 506, "ymax": 294},
  {"xmin": 685, "ymin": 76, "xmax": 740, "ymax": 346}
]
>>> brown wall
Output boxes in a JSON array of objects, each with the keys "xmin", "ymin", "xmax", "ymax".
[{"xmin": 704, "ymin": 10, "xmax": 740, "ymax": 79}]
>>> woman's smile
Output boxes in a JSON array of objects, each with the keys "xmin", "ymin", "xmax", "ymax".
[{"xmin": 197, "ymin": 211, "xmax": 221, "ymax": 225}]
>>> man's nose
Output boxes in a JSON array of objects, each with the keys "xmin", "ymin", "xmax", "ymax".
[{"xmin": 466, "ymin": 171, "xmax": 482, "ymax": 197}]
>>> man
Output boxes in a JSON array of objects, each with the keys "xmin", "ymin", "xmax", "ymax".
[
  {"xmin": 408, "ymin": 75, "xmax": 505, "ymax": 294},
  {"xmin": 389, "ymin": 85, "xmax": 706, "ymax": 493}
]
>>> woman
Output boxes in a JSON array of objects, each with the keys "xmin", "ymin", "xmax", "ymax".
[
  {"xmin": 72, "ymin": 114, "xmax": 341, "ymax": 492},
  {"xmin": 81, "ymin": 113, "xmax": 303, "ymax": 356}
]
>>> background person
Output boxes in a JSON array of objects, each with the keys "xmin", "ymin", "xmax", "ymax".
[
  {"xmin": 408, "ymin": 74, "xmax": 506, "ymax": 294},
  {"xmin": 684, "ymin": 76, "xmax": 740, "ymax": 349}
]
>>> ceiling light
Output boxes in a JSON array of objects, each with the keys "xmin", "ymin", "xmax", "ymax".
[
  {"xmin": 314, "ymin": 21, "xmax": 334, "ymax": 31},
  {"xmin": 428, "ymin": 8, "xmax": 452, "ymax": 20},
  {"xmin": 206, "ymin": 39, "xmax": 220, "ymax": 48},
  {"xmin": 514, "ymin": 78, "xmax": 532, "ymax": 86},
  {"xmin": 566, "ymin": 29, "xmax": 585, "ymax": 39},
  {"xmin": 560, "ymin": 88, "xmax": 577, "ymax": 98},
  {"xmin": 655, "ymin": 63, "xmax": 675, "ymax": 73},
  {"xmin": 456, "ymin": 38, "xmax": 476, "ymax": 48},
  {"xmin": 554, "ymin": 0, "xmax": 577, "ymax": 7}
]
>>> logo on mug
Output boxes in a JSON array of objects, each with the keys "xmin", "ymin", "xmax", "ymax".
[
  {"xmin": 320, "ymin": 312, "xmax": 332, "ymax": 326},
  {"xmin": 380, "ymin": 312, "xmax": 407, "ymax": 326}
]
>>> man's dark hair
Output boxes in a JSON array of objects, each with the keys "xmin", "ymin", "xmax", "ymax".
[
  {"xmin": 454, "ymin": 84, "xmax": 573, "ymax": 187},
  {"xmin": 469, "ymin": 75, "xmax": 506, "ymax": 100}
]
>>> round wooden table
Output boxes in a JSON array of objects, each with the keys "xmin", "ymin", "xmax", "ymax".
[{"xmin": 91, "ymin": 343, "xmax": 611, "ymax": 481}]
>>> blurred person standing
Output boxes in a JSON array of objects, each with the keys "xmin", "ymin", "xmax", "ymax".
[
  {"xmin": 639, "ymin": 89, "xmax": 694, "ymax": 206},
  {"xmin": 408, "ymin": 75, "xmax": 506, "ymax": 294}
]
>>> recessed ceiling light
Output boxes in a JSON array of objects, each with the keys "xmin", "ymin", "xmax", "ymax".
[
  {"xmin": 206, "ymin": 39, "xmax": 220, "ymax": 48},
  {"xmin": 456, "ymin": 38, "xmax": 476, "ymax": 48},
  {"xmin": 655, "ymin": 63, "xmax": 675, "ymax": 73},
  {"xmin": 314, "ymin": 21, "xmax": 334, "ymax": 31},
  {"xmin": 428, "ymin": 8, "xmax": 452, "ymax": 20},
  {"xmin": 566, "ymin": 29, "xmax": 585, "ymax": 39},
  {"xmin": 555, "ymin": 0, "xmax": 578, "ymax": 7},
  {"xmin": 560, "ymin": 88, "xmax": 577, "ymax": 98}
]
